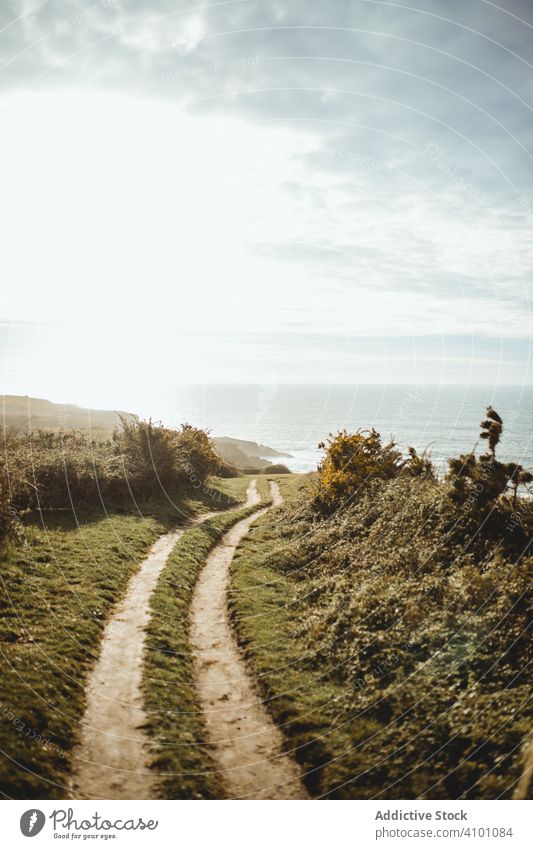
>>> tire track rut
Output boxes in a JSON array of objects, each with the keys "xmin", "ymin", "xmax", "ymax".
[
  {"xmin": 70, "ymin": 490, "xmax": 256, "ymax": 800},
  {"xmin": 190, "ymin": 480, "xmax": 309, "ymax": 800}
]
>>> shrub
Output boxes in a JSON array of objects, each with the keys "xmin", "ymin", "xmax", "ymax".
[
  {"xmin": 479, "ymin": 406, "xmax": 503, "ymax": 456},
  {"xmin": 0, "ymin": 419, "xmax": 226, "ymax": 542},
  {"xmin": 264, "ymin": 464, "xmax": 292, "ymax": 474},
  {"xmin": 174, "ymin": 423, "xmax": 225, "ymax": 484},
  {"xmin": 447, "ymin": 452, "xmax": 509, "ymax": 508},
  {"xmin": 313, "ymin": 429, "xmax": 433, "ymax": 512},
  {"xmin": 447, "ymin": 408, "xmax": 533, "ymax": 512},
  {"xmin": 314, "ymin": 429, "xmax": 402, "ymax": 510},
  {"xmin": 236, "ymin": 463, "xmax": 532, "ymax": 797},
  {"xmin": 113, "ymin": 418, "xmax": 180, "ymax": 497},
  {"xmin": 0, "ymin": 429, "xmax": 30, "ymax": 538}
]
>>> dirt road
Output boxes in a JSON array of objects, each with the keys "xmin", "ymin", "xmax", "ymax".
[
  {"xmin": 190, "ymin": 480, "xmax": 309, "ymax": 800},
  {"xmin": 70, "ymin": 490, "xmax": 256, "ymax": 800}
]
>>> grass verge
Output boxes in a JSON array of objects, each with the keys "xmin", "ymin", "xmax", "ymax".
[{"xmin": 228, "ymin": 509, "xmax": 346, "ymax": 799}]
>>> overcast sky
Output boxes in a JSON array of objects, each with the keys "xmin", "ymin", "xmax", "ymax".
[{"xmin": 1, "ymin": 0, "xmax": 532, "ymax": 415}]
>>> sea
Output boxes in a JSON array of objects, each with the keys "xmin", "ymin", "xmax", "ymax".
[{"xmin": 173, "ymin": 384, "xmax": 533, "ymax": 475}]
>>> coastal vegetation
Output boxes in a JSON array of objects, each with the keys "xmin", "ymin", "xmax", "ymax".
[
  {"xmin": 0, "ymin": 401, "xmax": 531, "ymax": 799},
  {"xmin": 0, "ymin": 504, "xmax": 171, "ymax": 797},
  {"xmin": 230, "ymin": 409, "xmax": 532, "ymax": 799},
  {"xmin": 0, "ymin": 418, "xmax": 233, "ymax": 542},
  {"xmin": 0, "ymin": 467, "xmax": 251, "ymax": 798},
  {"xmin": 0, "ymin": 413, "xmax": 244, "ymax": 797}
]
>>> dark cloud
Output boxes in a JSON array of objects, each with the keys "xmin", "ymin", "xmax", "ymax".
[{"xmin": 3, "ymin": 1, "xmax": 532, "ymax": 175}]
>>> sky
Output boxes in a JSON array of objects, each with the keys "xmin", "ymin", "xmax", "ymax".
[{"xmin": 1, "ymin": 0, "xmax": 533, "ymax": 418}]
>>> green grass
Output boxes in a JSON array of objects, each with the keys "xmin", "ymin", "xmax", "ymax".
[
  {"xmin": 0, "ymin": 481, "xmax": 241, "ymax": 799},
  {"xmin": 228, "ymin": 502, "xmax": 351, "ymax": 799},
  {"xmin": 266, "ymin": 471, "xmax": 310, "ymax": 500},
  {"xmin": 142, "ymin": 488, "xmax": 272, "ymax": 799},
  {"xmin": 229, "ymin": 478, "xmax": 532, "ymax": 799},
  {"xmin": 212, "ymin": 471, "xmax": 307, "ymax": 504},
  {"xmin": 206, "ymin": 473, "xmax": 264, "ymax": 503}
]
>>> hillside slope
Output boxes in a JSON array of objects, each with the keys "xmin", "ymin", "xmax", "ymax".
[
  {"xmin": 1, "ymin": 395, "xmax": 134, "ymax": 434},
  {"xmin": 230, "ymin": 473, "xmax": 532, "ymax": 799},
  {"xmin": 212, "ymin": 436, "xmax": 291, "ymax": 471}
]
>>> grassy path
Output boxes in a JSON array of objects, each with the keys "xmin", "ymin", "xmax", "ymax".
[
  {"xmin": 70, "ymin": 526, "xmax": 198, "ymax": 799},
  {"xmin": 190, "ymin": 480, "xmax": 309, "ymax": 799},
  {"xmin": 0, "ymin": 502, "xmax": 185, "ymax": 798},
  {"xmin": 70, "ymin": 485, "xmax": 258, "ymax": 800},
  {"xmin": 141, "ymin": 486, "xmax": 271, "ymax": 799},
  {"xmin": 0, "ymin": 480, "xmax": 249, "ymax": 798}
]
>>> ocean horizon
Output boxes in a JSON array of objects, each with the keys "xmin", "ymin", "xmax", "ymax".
[{"xmin": 173, "ymin": 384, "xmax": 533, "ymax": 474}]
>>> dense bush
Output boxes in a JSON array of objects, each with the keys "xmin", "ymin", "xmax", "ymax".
[
  {"xmin": 0, "ymin": 419, "xmax": 230, "ymax": 540},
  {"xmin": 231, "ymin": 410, "xmax": 532, "ymax": 797},
  {"xmin": 112, "ymin": 418, "xmax": 225, "ymax": 499},
  {"xmin": 447, "ymin": 408, "xmax": 533, "ymax": 515},
  {"xmin": 241, "ymin": 463, "xmax": 292, "ymax": 474},
  {"xmin": 239, "ymin": 468, "xmax": 533, "ymax": 798},
  {"xmin": 314, "ymin": 428, "xmax": 434, "ymax": 512},
  {"xmin": 174, "ymin": 422, "xmax": 230, "ymax": 483}
]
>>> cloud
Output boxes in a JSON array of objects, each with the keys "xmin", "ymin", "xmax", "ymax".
[{"xmin": 0, "ymin": 0, "xmax": 532, "ymax": 390}]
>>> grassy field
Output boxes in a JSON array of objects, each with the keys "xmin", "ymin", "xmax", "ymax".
[
  {"xmin": 229, "ymin": 474, "xmax": 532, "ymax": 799},
  {"xmin": 0, "ymin": 481, "xmax": 242, "ymax": 799}
]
